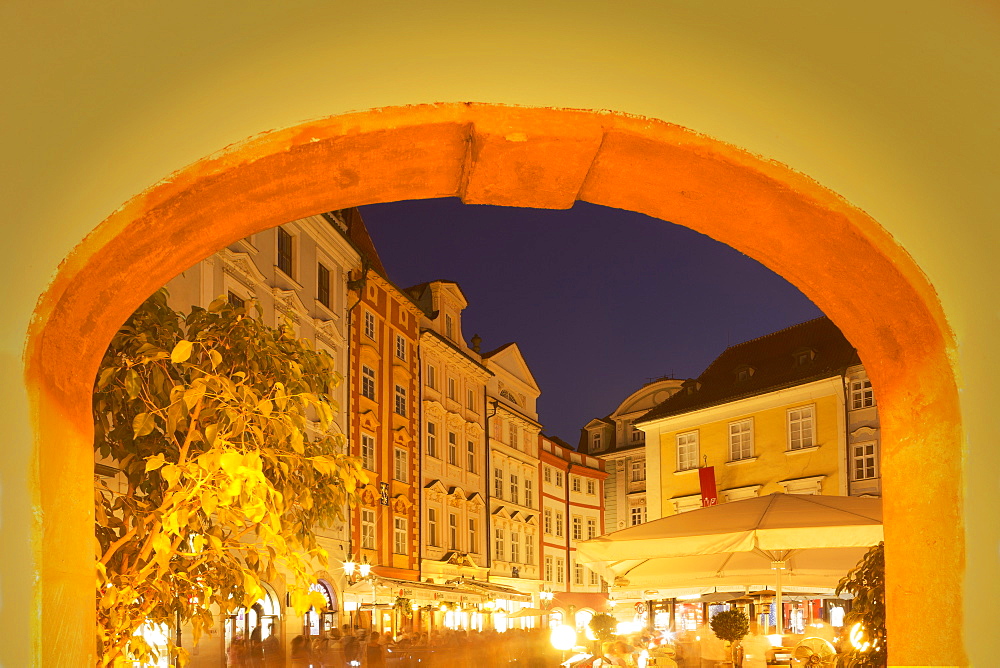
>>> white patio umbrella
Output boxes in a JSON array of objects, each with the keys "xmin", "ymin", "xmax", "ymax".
[{"xmin": 575, "ymin": 493, "xmax": 882, "ymax": 633}]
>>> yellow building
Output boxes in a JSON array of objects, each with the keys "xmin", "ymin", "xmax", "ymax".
[{"xmin": 638, "ymin": 318, "xmax": 879, "ymax": 518}]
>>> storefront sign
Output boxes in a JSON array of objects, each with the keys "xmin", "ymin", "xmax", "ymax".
[{"xmin": 379, "ymin": 482, "xmax": 389, "ymax": 505}]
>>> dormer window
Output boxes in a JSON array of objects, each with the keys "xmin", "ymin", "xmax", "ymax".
[
  {"xmin": 682, "ymin": 379, "xmax": 701, "ymax": 395},
  {"xmin": 793, "ymin": 347, "xmax": 817, "ymax": 366},
  {"xmin": 445, "ymin": 314, "xmax": 454, "ymax": 339},
  {"xmin": 734, "ymin": 365, "xmax": 755, "ymax": 382},
  {"xmin": 592, "ymin": 432, "xmax": 602, "ymax": 451}
]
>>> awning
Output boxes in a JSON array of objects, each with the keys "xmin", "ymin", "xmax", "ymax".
[
  {"xmin": 450, "ymin": 579, "xmax": 533, "ymax": 603},
  {"xmin": 345, "ymin": 577, "xmax": 486, "ymax": 605}
]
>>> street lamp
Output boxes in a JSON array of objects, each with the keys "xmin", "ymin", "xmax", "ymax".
[{"xmin": 540, "ymin": 589, "xmax": 554, "ymax": 629}]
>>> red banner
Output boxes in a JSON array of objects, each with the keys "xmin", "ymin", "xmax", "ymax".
[{"xmin": 699, "ymin": 466, "xmax": 718, "ymax": 507}]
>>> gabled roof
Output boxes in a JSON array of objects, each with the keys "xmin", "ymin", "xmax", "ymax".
[
  {"xmin": 482, "ymin": 341, "xmax": 540, "ymax": 392},
  {"xmin": 637, "ymin": 317, "xmax": 860, "ymax": 424}
]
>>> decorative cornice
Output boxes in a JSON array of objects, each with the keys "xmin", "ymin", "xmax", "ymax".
[{"xmin": 219, "ymin": 248, "xmax": 268, "ymax": 289}]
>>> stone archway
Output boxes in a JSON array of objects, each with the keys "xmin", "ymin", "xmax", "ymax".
[{"xmin": 26, "ymin": 103, "xmax": 963, "ymax": 666}]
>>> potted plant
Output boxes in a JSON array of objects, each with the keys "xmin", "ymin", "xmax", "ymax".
[
  {"xmin": 710, "ymin": 609, "xmax": 749, "ymax": 668},
  {"xmin": 836, "ymin": 542, "xmax": 887, "ymax": 668}
]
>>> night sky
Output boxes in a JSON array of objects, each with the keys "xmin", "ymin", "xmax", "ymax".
[{"xmin": 358, "ymin": 199, "xmax": 823, "ymax": 445}]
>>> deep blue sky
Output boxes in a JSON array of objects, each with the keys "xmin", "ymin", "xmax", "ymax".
[{"xmin": 358, "ymin": 199, "xmax": 823, "ymax": 445}]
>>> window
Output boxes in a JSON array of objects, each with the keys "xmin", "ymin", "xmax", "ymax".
[
  {"xmin": 445, "ymin": 314, "xmax": 454, "ymax": 338},
  {"xmin": 361, "ymin": 365, "xmax": 376, "ymax": 400},
  {"xmin": 364, "ymin": 311, "xmax": 376, "ymax": 340},
  {"xmin": 544, "ymin": 556, "xmax": 553, "ymax": 582},
  {"xmin": 852, "ymin": 442, "xmax": 878, "ymax": 480},
  {"xmin": 394, "ymin": 517, "xmax": 407, "ymax": 554},
  {"xmin": 631, "ymin": 459, "xmax": 646, "ymax": 482},
  {"xmin": 543, "ymin": 466, "xmax": 552, "ymax": 483},
  {"xmin": 428, "ymin": 508, "xmax": 439, "ymax": 547},
  {"xmin": 587, "ymin": 518, "xmax": 597, "ymax": 539},
  {"xmin": 574, "ymin": 562, "xmax": 584, "ymax": 586},
  {"xmin": 449, "ymin": 513, "xmax": 459, "ymax": 550},
  {"xmin": 525, "ymin": 536, "xmax": 534, "ymax": 565},
  {"xmin": 509, "ymin": 473, "xmax": 519, "ymax": 504},
  {"xmin": 394, "ymin": 384, "xmax": 407, "ymax": 416},
  {"xmin": 851, "ymin": 379, "xmax": 875, "ymax": 409},
  {"xmin": 394, "ymin": 448, "xmax": 408, "ymax": 482},
  {"xmin": 468, "ymin": 518, "xmax": 478, "ymax": 553},
  {"xmin": 589, "ymin": 568, "xmax": 599, "ymax": 586},
  {"xmin": 586, "ymin": 479, "xmax": 596, "ymax": 495},
  {"xmin": 524, "ymin": 479, "xmax": 533, "ymax": 508},
  {"xmin": 467, "ymin": 441, "xmax": 476, "ymax": 473},
  {"xmin": 788, "ymin": 405, "xmax": 815, "ymax": 450},
  {"xmin": 554, "ymin": 471, "xmax": 564, "ymax": 487},
  {"xmin": 494, "ymin": 527, "xmax": 504, "ymax": 561},
  {"xmin": 467, "ymin": 389, "xmax": 477, "ymax": 412},
  {"xmin": 677, "ymin": 431, "xmax": 699, "ymax": 471},
  {"xmin": 508, "ymin": 423, "xmax": 519, "ymax": 448},
  {"xmin": 228, "ymin": 290, "xmax": 245, "ymax": 309},
  {"xmin": 729, "ymin": 419, "xmax": 753, "ymax": 461},
  {"xmin": 317, "ymin": 262, "xmax": 330, "ymax": 308},
  {"xmin": 591, "ymin": 432, "xmax": 601, "ymax": 451},
  {"xmin": 494, "ymin": 468, "xmax": 504, "ymax": 499},
  {"xmin": 572, "ymin": 516, "xmax": 583, "ymax": 541},
  {"xmin": 276, "ymin": 227, "xmax": 293, "ymax": 277},
  {"xmin": 630, "ymin": 506, "xmax": 646, "ymax": 526},
  {"xmin": 510, "ymin": 530, "xmax": 520, "ymax": 563},
  {"xmin": 555, "ymin": 557, "xmax": 565, "ymax": 584},
  {"xmin": 555, "ymin": 512, "xmax": 564, "ymax": 537},
  {"xmin": 447, "ymin": 377, "xmax": 457, "ymax": 400},
  {"xmin": 395, "ymin": 334, "xmax": 407, "ymax": 361},
  {"xmin": 426, "ymin": 364, "xmax": 437, "ymax": 389},
  {"xmin": 630, "ymin": 423, "xmax": 645, "ymax": 443},
  {"xmin": 361, "ymin": 509, "xmax": 376, "ymax": 550},
  {"xmin": 448, "ymin": 432, "xmax": 458, "ymax": 466},
  {"xmin": 571, "ymin": 476, "xmax": 581, "ymax": 492},
  {"xmin": 544, "ymin": 508, "xmax": 553, "ymax": 534},
  {"xmin": 361, "ymin": 433, "xmax": 375, "ymax": 471},
  {"xmin": 426, "ymin": 422, "xmax": 438, "ymax": 458}
]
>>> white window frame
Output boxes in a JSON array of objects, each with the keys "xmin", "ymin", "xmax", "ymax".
[
  {"xmin": 449, "ymin": 513, "xmax": 459, "ymax": 550},
  {"xmin": 361, "ymin": 364, "xmax": 376, "ymax": 400},
  {"xmin": 555, "ymin": 557, "xmax": 565, "ymax": 584},
  {"xmin": 543, "ymin": 508, "xmax": 552, "ymax": 534},
  {"xmin": 676, "ymin": 431, "xmax": 699, "ymax": 471},
  {"xmin": 494, "ymin": 527, "xmax": 504, "ymax": 561},
  {"xmin": 851, "ymin": 379, "xmax": 875, "ymax": 410},
  {"xmin": 589, "ymin": 567, "xmax": 599, "ymax": 585},
  {"xmin": 468, "ymin": 518, "xmax": 478, "ymax": 553},
  {"xmin": 393, "ymin": 517, "xmax": 407, "ymax": 554},
  {"xmin": 852, "ymin": 441, "xmax": 879, "ymax": 480},
  {"xmin": 447, "ymin": 377, "xmax": 457, "ymax": 400},
  {"xmin": 572, "ymin": 516, "xmax": 583, "ymax": 541},
  {"xmin": 574, "ymin": 561, "xmax": 584, "ymax": 586},
  {"xmin": 426, "ymin": 422, "xmax": 437, "ymax": 458},
  {"xmin": 448, "ymin": 431, "xmax": 458, "ymax": 466},
  {"xmin": 787, "ymin": 405, "xmax": 816, "ymax": 450},
  {"xmin": 394, "ymin": 448, "xmax": 408, "ymax": 482},
  {"xmin": 586, "ymin": 479, "xmax": 596, "ymax": 495},
  {"xmin": 510, "ymin": 530, "xmax": 520, "ymax": 563},
  {"xmin": 364, "ymin": 310, "xmax": 376, "ymax": 340},
  {"xmin": 555, "ymin": 512, "xmax": 564, "ymax": 537},
  {"xmin": 361, "ymin": 433, "xmax": 376, "ymax": 471},
  {"xmin": 630, "ymin": 505, "xmax": 646, "ymax": 526},
  {"xmin": 426, "ymin": 363, "xmax": 437, "ymax": 389},
  {"xmin": 361, "ymin": 509, "xmax": 376, "ymax": 550},
  {"xmin": 544, "ymin": 556, "xmax": 554, "ymax": 582},
  {"xmin": 276, "ymin": 226, "xmax": 295, "ymax": 278},
  {"xmin": 587, "ymin": 517, "xmax": 597, "ymax": 539},
  {"xmin": 427, "ymin": 508, "xmax": 439, "ymax": 547},
  {"xmin": 554, "ymin": 471, "xmax": 563, "ymax": 488},
  {"xmin": 728, "ymin": 418, "xmax": 754, "ymax": 461},
  {"xmin": 571, "ymin": 476, "xmax": 582, "ymax": 492},
  {"xmin": 467, "ymin": 388, "xmax": 477, "ymax": 412},
  {"xmin": 494, "ymin": 468, "xmax": 504, "ymax": 499},
  {"xmin": 543, "ymin": 466, "xmax": 552, "ymax": 483},
  {"xmin": 524, "ymin": 478, "xmax": 533, "ymax": 508},
  {"xmin": 467, "ymin": 440, "xmax": 476, "ymax": 473},
  {"xmin": 509, "ymin": 473, "xmax": 519, "ymax": 505},
  {"xmin": 592, "ymin": 431, "xmax": 602, "ymax": 451},
  {"xmin": 630, "ymin": 459, "xmax": 646, "ymax": 482},
  {"xmin": 394, "ymin": 384, "xmax": 407, "ymax": 417},
  {"xmin": 395, "ymin": 334, "xmax": 407, "ymax": 361},
  {"xmin": 525, "ymin": 537, "xmax": 534, "ymax": 565}
]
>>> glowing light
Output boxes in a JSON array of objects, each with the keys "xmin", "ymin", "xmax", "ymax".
[
  {"xmin": 849, "ymin": 622, "xmax": 871, "ymax": 652},
  {"xmin": 607, "ymin": 599, "xmax": 617, "ymax": 608},
  {"xmin": 767, "ymin": 634, "xmax": 783, "ymax": 647},
  {"xmin": 344, "ymin": 559, "xmax": 356, "ymax": 575},
  {"xmin": 411, "ymin": 601, "xmax": 420, "ymax": 610},
  {"xmin": 676, "ymin": 593, "xmax": 701, "ymax": 600},
  {"xmin": 358, "ymin": 562, "xmax": 372, "ymax": 577},
  {"xmin": 550, "ymin": 624, "xmax": 577, "ymax": 651},
  {"xmin": 616, "ymin": 621, "xmax": 641, "ymax": 635}
]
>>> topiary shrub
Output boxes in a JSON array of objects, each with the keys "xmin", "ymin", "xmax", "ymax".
[{"xmin": 711, "ymin": 608, "xmax": 749, "ymax": 667}]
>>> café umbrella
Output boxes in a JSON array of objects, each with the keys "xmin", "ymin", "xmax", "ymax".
[{"xmin": 575, "ymin": 493, "xmax": 882, "ymax": 633}]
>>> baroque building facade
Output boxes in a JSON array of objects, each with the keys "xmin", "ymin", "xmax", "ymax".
[{"xmin": 636, "ymin": 317, "xmax": 881, "ymax": 520}]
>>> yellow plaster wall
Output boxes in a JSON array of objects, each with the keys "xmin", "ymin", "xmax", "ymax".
[
  {"xmin": 658, "ymin": 395, "xmax": 843, "ymax": 504},
  {"xmin": 3, "ymin": 3, "xmax": 997, "ymax": 667}
]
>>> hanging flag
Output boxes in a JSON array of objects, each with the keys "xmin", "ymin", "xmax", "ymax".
[{"xmin": 699, "ymin": 466, "xmax": 718, "ymax": 507}]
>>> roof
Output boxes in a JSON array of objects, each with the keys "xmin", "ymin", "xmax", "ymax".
[
  {"xmin": 636, "ymin": 317, "xmax": 860, "ymax": 424},
  {"xmin": 339, "ymin": 208, "xmax": 387, "ymax": 276}
]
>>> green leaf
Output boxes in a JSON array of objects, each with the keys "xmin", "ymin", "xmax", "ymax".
[
  {"xmin": 220, "ymin": 451, "xmax": 243, "ymax": 477},
  {"xmin": 144, "ymin": 453, "xmax": 167, "ymax": 473},
  {"xmin": 132, "ymin": 412, "xmax": 155, "ymax": 438},
  {"xmin": 171, "ymin": 340, "xmax": 194, "ymax": 364},
  {"xmin": 205, "ymin": 423, "xmax": 219, "ymax": 446},
  {"xmin": 125, "ymin": 369, "xmax": 140, "ymax": 399},
  {"xmin": 96, "ymin": 367, "xmax": 118, "ymax": 391},
  {"xmin": 209, "ymin": 349, "xmax": 222, "ymax": 369}
]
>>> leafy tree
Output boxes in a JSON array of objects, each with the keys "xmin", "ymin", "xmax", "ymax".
[
  {"xmin": 836, "ymin": 542, "xmax": 887, "ymax": 668},
  {"xmin": 711, "ymin": 608, "xmax": 749, "ymax": 667},
  {"xmin": 589, "ymin": 612, "xmax": 618, "ymax": 642},
  {"xmin": 94, "ymin": 290, "xmax": 366, "ymax": 666}
]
